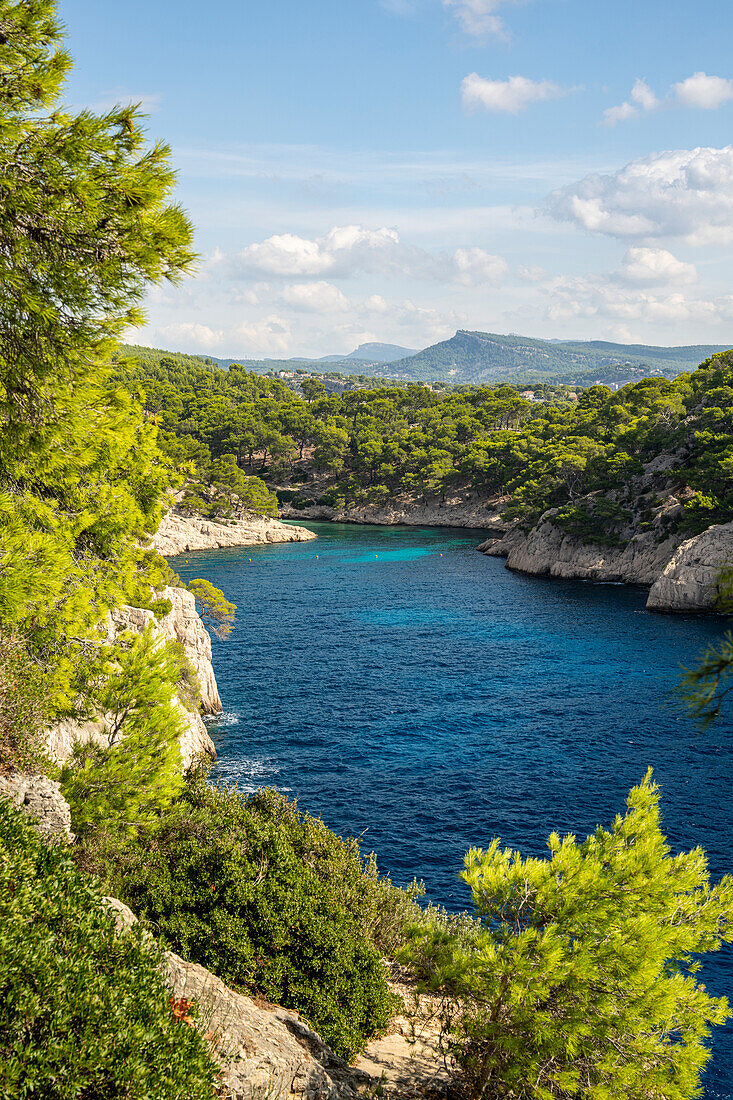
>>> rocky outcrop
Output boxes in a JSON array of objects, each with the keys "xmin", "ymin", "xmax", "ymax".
[
  {"xmin": 45, "ymin": 585, "xmax": 220, "ymax": 769},
  {"xmin": 480, "ymin": 513, "xmax": 733, "ymax": 614},
  {"xmin": 163, "ymin": 953, "xmax": 372, "ymax": 1100},
  {"xmin": 158, "ymin": 586, "xmax": 222, "ymax": 713},
  {"xmin": 647, "ymin": 521, "xmax": 733, "ymax": 612},
  {"xmin": 152, "ymin": 510, "xmax": 316, "ymax": 557},
  {"xmin": 484, "ymin": 520, "xmax": 681, "ymax": 587},
  {"xmin": 280, "ymin": 495, "xmax": 508, "ymax": 531},
  {"xmin": 0, "ymin": 774, "xmax": 74, "ymax": 843}
]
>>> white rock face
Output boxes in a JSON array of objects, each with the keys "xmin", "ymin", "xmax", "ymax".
[
  {"xmin": 45, "ymin": 586, "xmax": 220, "ymax": 768},
  {"xmin": 647, "ymin": 522, "xmax": 733, "ymax": 612},
  {"xmin": 158, "ymin": 586, "xmax": 222, "ymax": 714},
  {"xmin": 281, "ymin": 497, "xmax": 508, "ymax": 530},
  {"xmin": 0, "ymin": 774, "xmax": 74, "ymax": 842},
  {"xmin": 486, "ymin": 520, "xmax": 681, "ymax": 586},
  {"xmin": 163, "ymin": 953, "xmax": 370, "ymax": 1100},
  {"xmin": 152, "ymin": 510, "xmax": 316, "ymax": 556}
]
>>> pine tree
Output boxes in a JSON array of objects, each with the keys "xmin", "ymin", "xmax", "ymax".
[{"xmin": 401, "ymin": 772, "xmax": 733, "ymax": 1100}]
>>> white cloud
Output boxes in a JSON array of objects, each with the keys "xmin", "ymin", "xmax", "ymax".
[
  {"xmin": 443, "ymin": 0, "xmax": 530, "ymax": 39},
  {"xmin": 547, "ymin": 145, "xmax": 733, "ymax": 245},
  {"xmin": 603, "ymin": 73, "xmax": 733, "ymax": 125},
  {"xmin": 672, "ymin": 72, "xmax": 733, "ymax": 110},
  {"xmin": 232, "ymin": 316, "xmax": 292, "ymax": 357},
  {"xmin": 618, "ymin": 247, "xmax": 697, "ymax": 286},
  {"xmin": 461, "ymin": 73, "xmax": 571, "ymax": 114},
  {"xmin": 603, "ymin": 101, "xmax": 638, "ymax": 127},
  {"xmin": 542, "ymin": 275, "xmax": 733, "ymax": 329},
  {"xmin": 157, "ymin": 322, "xmax": 224, "ymax": 349},
  {"xmin": 631, "ymin": 78, "xmax": 659, "ymax": 112},
  {"xmin": 279, "ymin": 281, "xmax": 350, "ymax": 312},
  {"xmin": 453, "ymin": 247, "xmax": 509, "ymax": 285},
  {"xmin": 237, "ymin": 226, "xmax": 401, "ymax": 277},
  {"xmin": 234, "ymin": 225, "xmax": 510, "ymax": 286}
]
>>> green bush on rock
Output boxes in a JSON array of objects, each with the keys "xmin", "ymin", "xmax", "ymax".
[
  {"xmin": 0, "ymin": 797, "xmax": 218, "ymax": 1100},
  {"xmin": 78, "ymin": 772, "xmax": 414, "ymax": 1061}
]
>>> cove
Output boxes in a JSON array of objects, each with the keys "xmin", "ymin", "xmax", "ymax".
[{"xmin": 173, "ymin": 521, "xmax": 733, "ymax": 1097}]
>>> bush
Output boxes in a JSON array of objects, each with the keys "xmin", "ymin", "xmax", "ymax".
[
  {"xmin": 78, "ymin": 773, "xmax": 413, "ymax": 1060},
  {"xmin": 400, "ymin": 772, "xmax": 733, "ymax": 1100},
  {"xmin": 0, "ymin": 633, "xmax": 51, "ymax": 776},
  {"xmin": 0, "ymin": 797, "xmax": 218, "ymax": 1100}
]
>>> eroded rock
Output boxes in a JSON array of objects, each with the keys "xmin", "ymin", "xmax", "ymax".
[
  {"xmin": 152, "ymin": 511, "xmax": 316, "ymax": 557},
  {"xmin": 0, "ymin": 774, "xmax": 74, "ymax": 843},
  {"xmin": 647, "ymin": 521, "xmax": 733, "ymax": 612}
]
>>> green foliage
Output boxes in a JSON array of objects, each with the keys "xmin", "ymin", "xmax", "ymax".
[
  {"xmin": 187, "ymin": 579, "xmax": 237, "ymax": 640},
  {"xmin": 400, "ymin": 773, "xmax": 733, "ymax": 1100},
  {"xmin": 79, "ymin": 772, "xmax": 416, "ymax": 1061},
  {"xmin": 0, "ymin": 796, "xmax": 217, "ymax": 1100},
  {"xmin": 116, "ymin": 346, "xmax": 733, "ymax": 544},
  {"xmin": 61, "ymin": 627, "xmax": 186, "ymax": 836},
  {"xmin": 0, "ymin": 0, "xmax": 195, "ymax": 718},
  {"xmin": 0, "ymin": 632, "xmax": 51, "ymax": 775}
]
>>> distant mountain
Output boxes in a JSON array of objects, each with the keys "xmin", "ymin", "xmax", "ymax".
[
  {"xmin": 317, "ymin": 342, "xmax": 418, "ymax": 363},
  {"xmin": 381, "ymin": 331, "xmax": 733, "ymax": 386},
  {"xmin": 119, "ymin": 332, "xmax": 733, "ymax": 388}
]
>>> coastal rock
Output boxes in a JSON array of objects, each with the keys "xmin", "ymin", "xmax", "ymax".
[
  {"xmin": 152, "ymin": 510, "xmax": 316, "ymax": 556},
  {"xmin": 646, "ymin": 521, "xmax": 733, "ymax": 612},
  {"xmin": 281, "ymin": 496, "xmax": 508, "ymax": 531},
  {"xmin": 158, "ymin": 586, "xmax": 222, "ymax": 714},
  {"xmin": 45, "ymin": 585, "xmax": 219, "ymax": 768},
  {"xmin": 0, "ymin": 774, "xmax": 74, "ymax": 843},
  {"xmin": 485, "ymin": 519, "xmax": 681, "ymax": 586},
  {"xmin": 163, "ymin": 953, "xmax": 371, "ymax": 1100}
]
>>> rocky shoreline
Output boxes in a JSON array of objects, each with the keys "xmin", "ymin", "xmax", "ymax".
[
  {"xmin": 152, "ymin": 509, "xmax": 316, "ymax": 556},
  {"xmin": 479, "ymin": 517, "xmax": 733, "ymax": 614}
]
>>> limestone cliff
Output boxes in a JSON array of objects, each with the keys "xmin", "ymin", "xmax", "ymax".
[
  {"xmin": 647, "ymin": 522, "xmax": 733, "ymax": 612},
  {"xmin": 152, "ymin": 509, "xmax": 316, "ymax": 556},
  {"xmin": 480, "ymin": 516, "xmax": 733, "ymax": 614},
  {"xmin": 45, "ymin": 585, "xmax": 220, "ymax": 769},
  {"xmin": 280, "ymin": 494, "xmax": 508, "ymax": 531}
]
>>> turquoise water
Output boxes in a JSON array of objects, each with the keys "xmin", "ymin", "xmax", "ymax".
[{"xmin": 173, "ymin": 522, "xmax": 733, "ymax": 1095}]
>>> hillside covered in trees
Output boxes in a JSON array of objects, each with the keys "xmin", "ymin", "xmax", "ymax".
[{"xmin": 116, "ymin": 345, "xmax": 733, "ymax": 547}]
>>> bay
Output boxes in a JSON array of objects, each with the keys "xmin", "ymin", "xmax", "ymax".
[{"xmin": 173, "ymin": 521, "xmax": 733, "ymax": 1097}]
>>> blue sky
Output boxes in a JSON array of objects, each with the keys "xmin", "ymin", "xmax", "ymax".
[{"xmin": 61, "ymin": 0, "xmax": 733, "ymax": 357}]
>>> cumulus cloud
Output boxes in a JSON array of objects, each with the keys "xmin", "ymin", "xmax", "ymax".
[
  {"xmin": 618, "ymin": 247, "xmax": 697, "ymax": 286},
  {"xmin": 157, "ymin": 322, "xmax": 224, "ymax": 349},
  {"xmin": 234, "ymin": 225, "xmax": 509, "ymax": 286},
  {"xmin": 672, "ymin": 72, "xmax": 733, "ymax": 110},
  {"xmin": 603, "ymin": 73, "xmax": 733, "ymax": 125},
  {"xmin": 541, "ymin": 275, "xmax": 733, "ymax": 329},
  {"xmin": 443, "ymin": 0, "xmax": 529, "ymax": 39},
  {"xmin": 238, "ymin": 226, "xmax": 402, "ymax": 277},
  {"xmin": 547, "ymin": 145, "xmax": 733, "ymax": 245},
  {"xmin": 232, "ymin": 316, "xmax": 292, "ymax": 357},
  {"xmin": 461, "ymin": 73, "xmax": 570, "ymax": 114},
  {"xmin": 279, "ymin": 281, "xmax": 350, "ymax": 312},
  {"xmin": 453, "ymin": 247, "xmax": 509, "ymax": 285}
]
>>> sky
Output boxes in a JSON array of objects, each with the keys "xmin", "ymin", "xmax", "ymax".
[{"xmin": 60, "ymin": 0, "xmax": 733, "ymax": 358}]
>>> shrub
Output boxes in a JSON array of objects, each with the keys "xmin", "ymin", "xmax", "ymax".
[
  {"xmin": 79, "ymin": 773, "xmax": 411, "ymax": 1060},
  {"xmin": 0, "ymin": 632, "xmax": 51, "ymax": 776},
  {"xmin": 400, "ymin": 772, "xmax": 733, "ymax": 1100},
  {"xmin": 0, "ymin": 797, "xmax": 218, "ymax": 1100}
]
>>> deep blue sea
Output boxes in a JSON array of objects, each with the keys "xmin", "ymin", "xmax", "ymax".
[{"xmin": 173, "ymin": 521, "xmax": 733, "ymax": 1096}]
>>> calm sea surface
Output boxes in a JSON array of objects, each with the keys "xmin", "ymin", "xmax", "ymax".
[{"xmin": 173, "ymin": 521, "xmax": 733, "ymax": 1096}]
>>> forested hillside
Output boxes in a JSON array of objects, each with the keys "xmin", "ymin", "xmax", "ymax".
[{"xmin": 116, "ymin": 346, "xmax": 733, "ymax": 545}]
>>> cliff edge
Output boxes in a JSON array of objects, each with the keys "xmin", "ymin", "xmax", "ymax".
[{"xmin": 45, "ymin": 585, "xmax": 221, "ymax": 768}]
